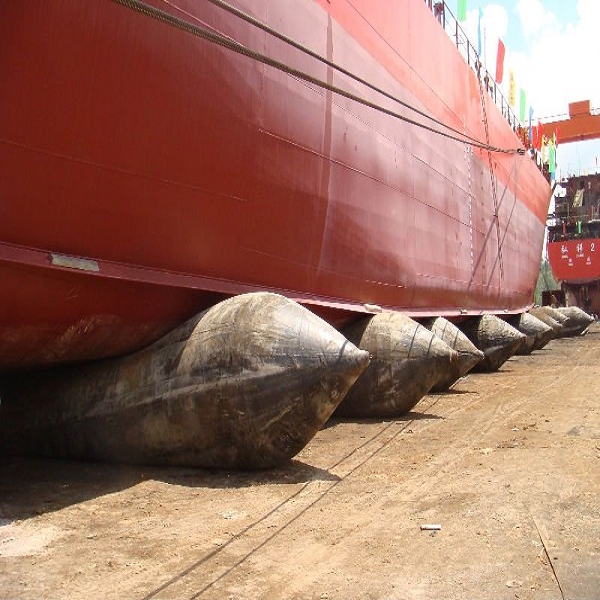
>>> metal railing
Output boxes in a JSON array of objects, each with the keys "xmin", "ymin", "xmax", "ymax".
[{"xmin": 424, "ymin": 0, "xmax": 522, "ymax": 135}]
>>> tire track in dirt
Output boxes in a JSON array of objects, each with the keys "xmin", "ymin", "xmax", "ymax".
[
  {"xmin": 142, "ymin": 415, "xmax": 421, "ymax": 598},
  {"xmin": 392, "ymin": 338, "xmax": 598, "ymax": 503},
  {"xmin": 139, "ymin": 331, "xmax": 600, "ymax": 599},
  {"xmin": 138, "ymin": 370, "xmax": 538, "ymax": 598}
]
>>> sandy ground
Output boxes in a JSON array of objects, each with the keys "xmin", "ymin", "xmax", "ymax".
[{"xmin": 1, "ymin": 325, "xmax": 599, "ymax": 600}]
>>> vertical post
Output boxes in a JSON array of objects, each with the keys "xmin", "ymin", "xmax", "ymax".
[
  {"xmin": 484, "ymin": 27, "xmax": 487, "ymax": 72},
  {"xmin": 455, "ymin": 15, "xmax": 459, "ymax": 49}
]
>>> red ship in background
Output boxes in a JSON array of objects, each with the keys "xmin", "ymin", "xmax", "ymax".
[
  {"xmin": 547, "ymin": 173, "xmax": 600, "ymax": 314},
  {"xmin": 545, "ymin": 101, "xmax": 600, "ymax": 315},
  {"xmin": 1, "ymin": 0, "xmax": 551, "ymax": 372}
]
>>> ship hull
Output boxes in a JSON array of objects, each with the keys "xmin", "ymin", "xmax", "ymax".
[
  {"xmin": 547, "ymin": 236, "xmax": 600, "ymax": 315},
  {"xmin": 547, "ymin": 238, "xmax": 600, "ymax": 285},
  {"xmin": 0, "ymin": 0, "xmax": 550, "ymax": 370}
]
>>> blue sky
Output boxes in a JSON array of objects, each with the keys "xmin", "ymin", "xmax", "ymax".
[{"xmin": 450, "ymin": 0, "xmax": 600, "ymax": 177}]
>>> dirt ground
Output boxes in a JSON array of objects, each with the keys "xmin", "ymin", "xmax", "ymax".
[{"xmin": 1, "ymin": 325, "xmax": 599, "ymax": 600}]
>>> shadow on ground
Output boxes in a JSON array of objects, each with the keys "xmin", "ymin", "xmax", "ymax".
[{"xmin": 0, "ymin": 456, "xmax": 339, "ymax": 522}]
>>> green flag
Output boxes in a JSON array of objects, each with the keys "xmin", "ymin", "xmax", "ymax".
[
  {"xmin": 549, "ymin": 141, "xmax": 556, "ymax": 175},
  {"xmin": 520, "ymin": 89, "xmax": 526, "ymax": 123},
  {"xmin": 458, "ymin": 0, "xmax": 467, "ymax": 21}
]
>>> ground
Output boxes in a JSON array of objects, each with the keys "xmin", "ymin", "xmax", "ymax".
[{"xmin": 1, "ymin": 326, "xmax": 599, "ymax": 600}]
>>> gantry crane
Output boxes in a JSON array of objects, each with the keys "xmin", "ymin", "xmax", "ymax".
[{"xmin": 541, "ymin": 100, "xmax": 600, "ymax": 144}]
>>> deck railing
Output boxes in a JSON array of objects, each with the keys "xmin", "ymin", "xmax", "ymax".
[{"xmin": 424, "ymin": 1, "xmax": 522, "ymax": 136}]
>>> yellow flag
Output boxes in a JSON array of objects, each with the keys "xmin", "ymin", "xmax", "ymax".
[{"xmin": 509, "ymin": 70, "xmax": 515, "ymax": 107}]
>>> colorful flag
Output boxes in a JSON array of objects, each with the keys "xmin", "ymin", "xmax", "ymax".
[
  {"xmin": 509, "ymin": 70, "xmax": 515, "ymax": 107},
  {"xmin": 548, "ymin": 140, "xmax": 556, "ymax": 181},
  {"xmin": 535, "ymin": 121, "xmax": 543, "ymax": 151},
  {"xmin": 519, "ymin": 90, "xmax": 526, "ymax": 123},
  {"xmin": 541, "ymin": 136, "xmax": 548, "ymax": 164},
  {"xmin": 458, "ymin": 0, "xmax": 467, "ymax": 21},
  {"xmin": 477, "ymin": 7, "xmax": 483, "ymax": 55},
  {"xmin": 528, "ymin": 106, "xmax": 533, "ymax": 141},
  {"xmin": 495, "ymin": 39, "xmax": 505, "ymax": 84}
]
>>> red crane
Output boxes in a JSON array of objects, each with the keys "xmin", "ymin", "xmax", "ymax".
[{"xmin": 541, "ymin": 100, "xmax": 600, "ymax": 144}]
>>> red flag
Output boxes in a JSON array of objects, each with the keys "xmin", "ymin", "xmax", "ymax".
[
  {"xmin": 535, "ymin": 121, "xmax": 543, "ymax": 151},
  {"xmin": 495, "ymin": 39, "xmax": 505, "ymax": 84}
]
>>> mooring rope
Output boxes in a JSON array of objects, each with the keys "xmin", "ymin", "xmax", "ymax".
[{"xmin": 111, "ymin": 0, "xmax": 524, "ymax": 155}]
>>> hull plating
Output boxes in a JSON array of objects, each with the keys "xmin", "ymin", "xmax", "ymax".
[{"xmin": 0, "ymin": 0, "xmax": 550, "ymax": 369}]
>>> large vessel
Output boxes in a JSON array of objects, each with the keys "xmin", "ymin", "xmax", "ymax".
[
  {"xmin": 1, "ymin": 0, "xmax": 551, "ymax": 371},
  {"xmin": 547, "ymin": 173, "xmax": 600, "ymax": 314}
]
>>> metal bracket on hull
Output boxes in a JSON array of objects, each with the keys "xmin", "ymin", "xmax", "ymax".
[{"xmin": 51, "ymin": 253, "xmax": 99, "ymax": 272}]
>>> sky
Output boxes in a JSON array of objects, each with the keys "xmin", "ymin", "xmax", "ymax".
[{"xmin": 451, "ymin": 0, "xmax": 600, "ymax": 178}]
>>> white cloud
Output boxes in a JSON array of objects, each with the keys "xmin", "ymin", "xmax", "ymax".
[
  {"xmin": 510, "ymin": 0, "xmax": 600, "ymax": 119},
  {"xmin": 506, "ymin": 0, "xmax": 600, "ymax": 175},
  {"xmin": 515, "ymin": 0, "xmax": 557, "ymax": 42},
  {"xmin": 482, "ymin": 3, "xmax": 509, "ymax": 40}
]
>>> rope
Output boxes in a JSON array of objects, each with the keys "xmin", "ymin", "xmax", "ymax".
[
  {"xmin": 201, "ymin": 0, "xmax": 495, "ymax": 149},
  {"xmin": 111, "ymin": 0, "xmax": 523, "ymax": 154},
  {"xmin": 477, "ymin": 62, "xmax": 505, "ymax": 278}
]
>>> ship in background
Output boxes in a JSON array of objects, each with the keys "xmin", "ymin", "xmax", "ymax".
[
  {"xmin": 544, "ymin": 100, "xmax": 600, "ymax": 315},
  {"xmin": 547, "ymin": 172, "xmax": 600, "ymax": 315},
  {"xmin": 1, "ymin": 0, "xmax": 551, "ymax": 371}
]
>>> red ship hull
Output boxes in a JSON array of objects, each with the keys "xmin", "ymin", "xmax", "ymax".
[
  {"xmin": 547, "ymin": 235, "xmax": 600, "ymax": 315},
  {"xmin": 0, "ymin": 0, "xmax": 550, "ymax": 370},
  {"xmin": 547, "ymin": 238, "xmax": 600, "ymax": 284}
]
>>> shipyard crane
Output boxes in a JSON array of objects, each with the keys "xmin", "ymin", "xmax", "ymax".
[{"xmin": 541, "ymin": 100, "xmax": 600, "ymax": 143}]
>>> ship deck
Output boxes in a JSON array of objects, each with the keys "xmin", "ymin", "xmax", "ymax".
[{"xmin": 2, "ymin": 325, "xmax": 599, "ymax": 599}]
